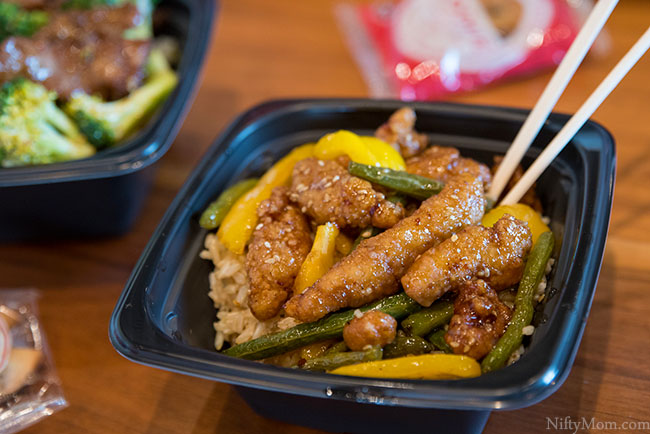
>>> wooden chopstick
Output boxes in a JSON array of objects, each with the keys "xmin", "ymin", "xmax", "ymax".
[
  {"xmin": 501, "ymin": 25, "xmax": 650, "ymax": 206},
  {"xmin": 487, "ymin": 0, "xmax": 619, "ymax": 202}
]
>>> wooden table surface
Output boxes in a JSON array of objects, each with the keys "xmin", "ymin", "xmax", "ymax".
[{"xmin": 2, "ymin": 0, "xmax": 650, "ymax": 433}]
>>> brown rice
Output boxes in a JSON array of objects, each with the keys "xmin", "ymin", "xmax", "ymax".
[{"xmin": 200, "ymin": 234, "xmax": 299, "ymax": 350}]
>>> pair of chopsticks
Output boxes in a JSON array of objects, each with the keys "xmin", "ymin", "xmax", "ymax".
[{"xmin": 488, "ymin": 0, "xmax": 650, "ymax": 206}]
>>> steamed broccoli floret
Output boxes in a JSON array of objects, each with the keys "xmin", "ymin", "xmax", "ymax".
[
  {"xmin": 0, "ymin": 78, "xmax": 95, "ymax": 167},
  {"xmin": 65, "ymin": 49, "xmax": 177, "ymax": 149},
  {"xmin": 0, "ymin": 2, "xmax": 49, "ymax": 41}
]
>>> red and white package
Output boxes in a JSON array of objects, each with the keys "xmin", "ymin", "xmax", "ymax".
[{"xmin": 337, "ymin": 0, "xmax": 588, "ymax": 100}]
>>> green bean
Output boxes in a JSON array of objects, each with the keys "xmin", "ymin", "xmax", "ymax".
[
  {"xmin": 323, "ymin": 341, "xmax": 348, "ymax": 355},
  {"xmin": 400, "ymin": 300, "xmax": 454, "ymax": 337},
  {"xmin": 427, "ymin": 328, "xmax": 453, "ymax": 353},
  {"xmin": 222, "ymin": 292, "xmax": 421, "ymax": 360},
  {"xmin": 481, "ymin": 231, "xmax": 555, "ymax": 373},
  {"xmin": 351, "ymin": 226, "xmax": 381, "ymax": 251},
  {"xmin": 383, "ymin": 335, "xmax": 432, "ymax": 359},
  {"xmin": 302, "ymin": 346, "xmax": 382, "ymax": 372},
  {"xmin": 199, "ymin": 178, "xmax": 258, "ymax": 229},
  {"xmin": 348, "ymin": 161, "xmax": 444, "ymax": 201}
]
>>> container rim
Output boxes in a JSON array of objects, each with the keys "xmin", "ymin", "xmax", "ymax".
[{"xmin": 110, "ymin": 98, "xmax": 615, "ymax": 411}]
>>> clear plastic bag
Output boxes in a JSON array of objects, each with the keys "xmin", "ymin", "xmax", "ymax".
[
  {"xmin": 0, "ymin": 289, "xmax": 67, "ymax": 434},
  {"xmin": 337, "ymin": 0, "xmax": 598, "ymax": 100}
]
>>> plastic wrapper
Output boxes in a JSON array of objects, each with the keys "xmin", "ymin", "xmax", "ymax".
[
  {"xmin": 0, "ymin": 289, "xmax": 67, "ymax": 434},
  {"xmin": 337, "ymin": 0, "xmax": 595, "ymax": 100}
]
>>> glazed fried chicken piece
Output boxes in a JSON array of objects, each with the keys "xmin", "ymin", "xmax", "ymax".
[
  {"xmin": 492, "ymin": 156, "xmax": 543, "ymax": 213},
  {"xmin": 343, "ymin": 310, "xmax": 397, "ymax": 351},
  {"xmin": 246, "ymin": 187, "xmax": 312, "ymax": 320},
  {"xmin": 289, "ymin": 158, "xmax": 405, "ymax": 229},
  {"xmin": 402, "ymin": 214, "xmax": 532, "ymax": 307},
  {"xmin": 445, "ymin": 279, "xmax": 513, "ymax": 359},
  {"xmin": 375, "ymin": 107, "xmax": 428, "ymax": 158},
  {"xmin": 285, "ymin": 173, "xmax": 486, "ymax": 322},
  {"xmin": 406, "ymin": 146, "xmax": 493, "ymax": 191}
]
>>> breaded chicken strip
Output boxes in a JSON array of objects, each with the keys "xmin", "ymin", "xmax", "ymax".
[
  {"xmin": 285, "ymin": 173, "xmax": 485, "ymax": 322},
  {"xmin": 375, "ymin": 107, "xmax": 428, "ymax": 158},
  {"xmin": 246, "ymin": 187, "xmax": 312, "ymax": 320},
  {"xmin": 402, "ymin": 214, "xmax": 532, "ymax": 307},
  {"xmin": 406, "ymin": 146, "xmax": 493, "ymax": 190},
  {"xmin": 444, "ymin": 279, "xmax": 512, "ymax": 359},
  {"xmin": 289, "ymin": 158, "xmax": 404, "ymax": 229}
]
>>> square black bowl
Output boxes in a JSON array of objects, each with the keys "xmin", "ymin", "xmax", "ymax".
[
  {"xmin": 0, "ymin": 0, "xmax": 216, "ymax": 242},
  {"xmin": 109, "ymin": 99, "xmax": 615, "ymax": 434}
]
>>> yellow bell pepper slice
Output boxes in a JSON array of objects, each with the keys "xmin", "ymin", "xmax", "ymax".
[
  {"xmin": 360, "ymin": 136, "xmax": 407, "ymax": 171},
  {"xmin": 335, "ymin": 232, "xmax": 354, "ymax": 256},
  {"xmin": 217, "ymin": 144, "xmax": 314, "ymax": 254},
  {"xmin": 329, "ymin": 354, "xmax": 481, "ymax": 380},
  {"xmin": 482, "ymin": 203, "xmax": 550, "ymax": 244},
  {"xmin": 313, "ymin": 130, "xmax": 406, "ymax": 171},
  {"xmin": 294, "ymin": 222, "xmax": 339, "ymax": 293}
]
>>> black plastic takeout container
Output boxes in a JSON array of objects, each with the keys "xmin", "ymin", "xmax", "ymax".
[
  {"xmin": 110, "ymin": 99, "xmax": 615, "ymax": 433},
  {"xmin": 0, "ymin": 0, "xmax": 215, "ymax": 242}
]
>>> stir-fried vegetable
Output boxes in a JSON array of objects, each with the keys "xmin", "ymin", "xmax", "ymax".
[
  {"xmin": 199, "ymin": 178, "xmax": 258, "ymax": 229},
  {"xmin": 348, "ymin": 162, "xmax": 444, "ymax": 201},
  {"xmin": 383, "ymin": 334, "xmax": 433, "ymax": 359},
  {"xmin": 481, "ymin": 231, "xmax": 555, "ymax": 373},
  {"xmin": 313, "ymin": 130, "xmax": 406, "ymax": 170},
  {"xmin": 323, "ymin": 341, "xmax": 348, "ymax": 355},
  {"xmin": 334, "ymin": 232, "xmax": 353, "ymax": 256},
  {"xmin": 329, "ymin": 353, "xmax": 481, "ymax": 379},
  {"xmin": 223, "ymin": 292, "xmax": 421, "ymax": 360},
  {"xmin": 427, "ymin": 329, "xmax": 453, "ymax": 353},
  {"xmin": 400, "ymin": 300, "xmax": 454, "ymax": 337},
  {"xmin": 217, "ymin": 144, "xmax": 314, "ymax": 254},
  {"xmin": 294, "ymin": 222, "xmax": 339, "ymax": 293},
  {"xmin": 482, "ymin": 203, "xmax": 550, "ymax": 244},
  {"xmin": 302, "ymin": 346, "xmax": 382, "ymax": 372}
]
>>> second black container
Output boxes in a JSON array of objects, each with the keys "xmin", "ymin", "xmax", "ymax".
[{"xmin": 0, "ymin": 0, "xmax": 216, "ymax": 242}]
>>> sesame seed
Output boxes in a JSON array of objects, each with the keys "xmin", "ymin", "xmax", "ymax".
[
  {"xmin": 324, "ymin": 182, "xmax": 332, "ymax": 188},
  {"xmin": 264, "ymin": 241, "xmax": 271, "ymax": 248},
  {"xmin": 255, "ymin": 223, "xmax": 264, "ymax": 230},
  {"xmin": 332, "ymin": 175, "xmax": 340, "ymax": 182},
  {"xmin": 301, "ymin": 206, "xmax": 307, "ymax": 213},
  {"xmin": 451, "ymin": 234, "xmax": 459, "ymax": 242},
  {"xmin": 318, "ymin": 160, "xmax": 324, "ymax": 166},
  {"xmin": 353, "ymin": 309, "xmax": 363, "ymax": 319}
]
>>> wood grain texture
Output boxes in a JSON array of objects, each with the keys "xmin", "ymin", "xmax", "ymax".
[{"xmin": 1, "ymin": 0, "xmax": 649, "ymax": 432}]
